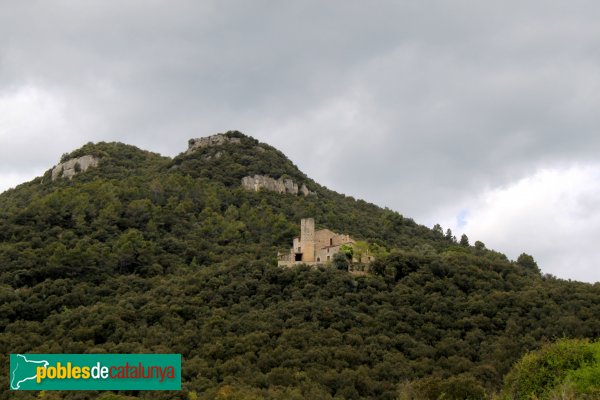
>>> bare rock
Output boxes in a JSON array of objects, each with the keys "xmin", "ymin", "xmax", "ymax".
[
  {"xmin": 186, "ymin": 134, "xmax": 241, "ymax": 154},
  {"xmin": 241, "ymin": 175, "xmax": 315, "ymax": 196},
  {"xmin": 51, "ymin": 155, "xmax": 99, "ymax": 181},
  {"xmin": 300, "ymin": 184, "xmax": 311, "ymax": 196}
]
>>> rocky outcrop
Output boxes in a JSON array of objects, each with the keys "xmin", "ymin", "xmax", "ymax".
[
  {"xmin": 241, "ymin": 175, "xmax": 315, "ymax": 196},
  {"xmin": 202, "ymin": 151, "xmax": 223, "ymax": 161},
  {"xmin": 186, "ymin": 134, "xmax": 241, "ymax": 154},
  {"xmin": 300, "ymin": 184, "xmax": 312, "ymax": 196},
  {"xmin": 51, "ymin": 155, "xmax": 99, "ymax": 181}
]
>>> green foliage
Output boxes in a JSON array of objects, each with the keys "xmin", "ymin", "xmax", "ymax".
[
  {"xmin": 370, "ymin": 250, "xmax": 427, "ymax": 282},
  {"xmin": 398, "ymin": 375, "xmax": 486, "ymax": 399},
  {"xmin": 445, "ymin": 228, "xmax": 456, "ymax": 243},
  {"xmin": 565, "ymin": 354, "xmax": 600, "ymax": 397},
  {"xmin": 339, "ymin": 243, "xmax": 353, "ymax": 259},
  {"xmin": 332, "ymin": 252, "xmax": 349, "ymax": 271},
  {"xmin": 516, "ymin": 253, "xmax": 540, "ymax": 274},
  {"xmin": 352, "ymin": 240, "xmax": 370, "ymax": 264},
  {"xmin": 501, "ymin": 338, "xmax": 600, "ymax": 399},
  {"xmin": 0, "ymin": 132, "xmax": 599, "ymax": 399},
  {"xmin": 460, "ymin": 234, "xmax": 470, "ymax": 247}
]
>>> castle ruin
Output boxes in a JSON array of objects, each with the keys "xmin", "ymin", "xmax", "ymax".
[{"xmin": 278, "ymin": 218, "xmax": 373, "ymax": 267}]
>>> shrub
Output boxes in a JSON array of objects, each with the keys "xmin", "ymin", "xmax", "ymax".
[
  {"xmin": 398, "ymin": 375, "xmax": 486, "ymax": 399},
  {"xmin": 501, "ymin": 338, "xmax": 600, "ymax": 399}
]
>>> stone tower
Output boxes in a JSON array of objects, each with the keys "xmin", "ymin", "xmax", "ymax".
[{"xmin": 300, "ymin": 218, "xmax": 315, "ymax": 262}]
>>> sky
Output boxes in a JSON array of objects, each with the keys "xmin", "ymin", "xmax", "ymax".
[{"xmin": 1, "ymin": 1, "xmax": 600, "ymax": 282}]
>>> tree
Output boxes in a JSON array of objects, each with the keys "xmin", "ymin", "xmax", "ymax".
[
  {"xmin": 501, "ymin": 338, "xmax": 599, "ymax": 399},
  {"xmin": 368, "ymin": 242, "xmax": 389, "ymax": 259},
  {"xmin": 353, "ymin": 240, "xmax": 369, "ymax": 263},
  {"xmin": 517, "ymin": 253, "xmax": 540, "ymax": 274},
  {"xmin": 339, "ymin": 243, "xmax": 353, "ymax": 260},
  {"xmin": 459, "ymin": 234, "xmax": 469, "ymax": 247},
  {"xmin": 4, "ymin": 131, "xmax": 600, "ymax": 399},
  {"xmin": 445, "ymin": 228, "xmax": 456, "ymax": 243},
  {"xmin": 332, "ymin": 252, "xmax": 349, "ymax": 271}
]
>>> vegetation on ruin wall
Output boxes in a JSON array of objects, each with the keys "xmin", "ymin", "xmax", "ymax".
[{"xmin": 0, "ymin": 133, "xmax": 599, "ymax": 399}]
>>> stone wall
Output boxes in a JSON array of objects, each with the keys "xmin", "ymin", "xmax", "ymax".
[
  {"xmin": 51, "ymin": 155, "xmax": 99, "ymax": 181},
  {"xmin": 186, "ymin": 134, "xmax": 241, "ymax": 154},
  {"xmin": 241, "ymin": 175, "xmax": 315, "ymax": 196}
]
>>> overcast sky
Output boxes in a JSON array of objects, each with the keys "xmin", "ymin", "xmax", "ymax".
[{"xmin": 1, "ymin": 1, "xmax": 600, "ymax": 282}]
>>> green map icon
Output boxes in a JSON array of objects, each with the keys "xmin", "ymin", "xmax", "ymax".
[{"xmin": 10, "ymin": 354, "xmax": 49, "ymax": 390}]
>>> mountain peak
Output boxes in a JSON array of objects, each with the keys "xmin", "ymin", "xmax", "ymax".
[
  {"xmin": 186, "ymin": 131, "xmax": 245, "ymax": 155},
  {"xmin": 43, "ymin": 141, "xmax": 168, "ymax": 184},
  {"xmin": 172, "ymin": 131, "xmax": 314, "ymax": 190}
]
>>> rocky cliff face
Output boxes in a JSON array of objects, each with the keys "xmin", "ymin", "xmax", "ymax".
[
  {"xmin": 51, "ymin": 155, "xmax": 99, "ymax": 181},
  {"xmin": 186, "ymin": 134, "xmax": 241, "ymax": 154},
  {"xmin": 241, "ymin": 175, "xmax": 315, "ymax": 196}
]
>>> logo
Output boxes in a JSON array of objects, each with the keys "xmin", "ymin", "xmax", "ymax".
[{"xmin": 10, "ymin": 354, "xmax": 181, "ymax": 391}]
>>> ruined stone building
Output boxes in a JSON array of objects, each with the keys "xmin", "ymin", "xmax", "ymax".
[{"xmin": 278, "ymin": 218, "xmax": 373, "ymax": 267}]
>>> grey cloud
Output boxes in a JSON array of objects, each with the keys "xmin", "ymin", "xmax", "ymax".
[{"xmin": 2, "ymin": 1, "xmax": 600, "ymax": 186}]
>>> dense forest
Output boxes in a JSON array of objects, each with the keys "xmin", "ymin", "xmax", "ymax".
[{"xmin": 1, "ymin": 131, "xmax": 599, "ymax": 399}]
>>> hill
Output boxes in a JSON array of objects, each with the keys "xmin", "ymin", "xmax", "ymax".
[{"xmin": 1, "ymin": 131, "xmax": 599, "ymax": 399}]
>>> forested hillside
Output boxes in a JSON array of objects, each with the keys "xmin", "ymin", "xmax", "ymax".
[{"xmin": 1, "ymin": 131, "xmax": 599, "ymax": 399}]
